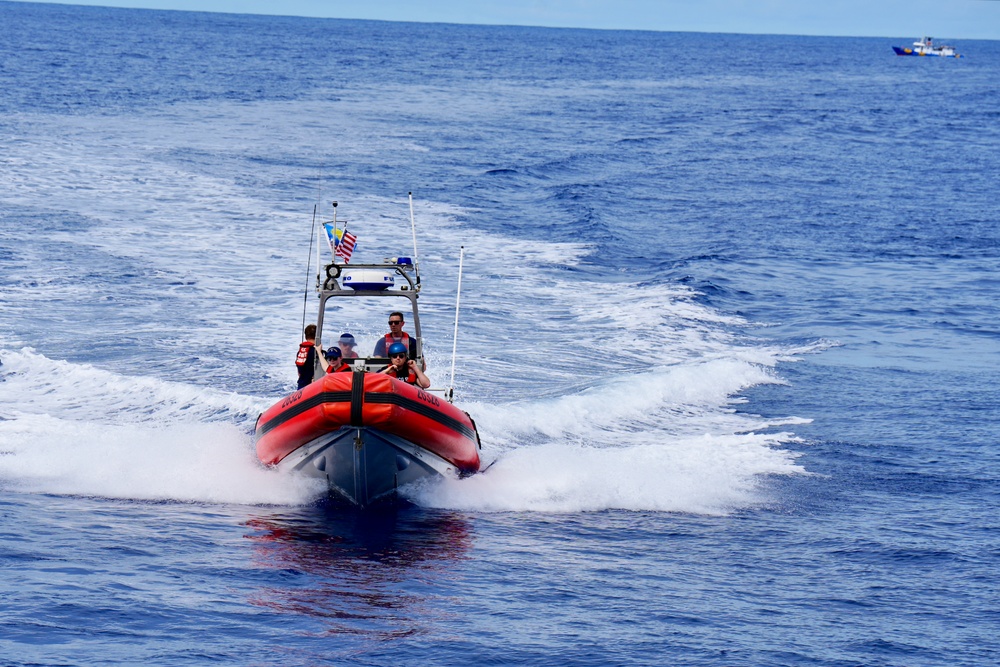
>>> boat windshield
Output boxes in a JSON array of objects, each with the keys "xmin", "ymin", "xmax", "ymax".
[
  {"xmin": 314, "ymin": 262, "xmax": 424, "ymax": 367},
  {"xmin": 319, "ymin": 302, "xmax": 420, "ymax": 359}
]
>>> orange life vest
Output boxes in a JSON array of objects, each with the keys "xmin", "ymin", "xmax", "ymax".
[
  {"xmin": 295, "ymin": 341, "xmax": 313, "ymax": 367},
  {"xmin": 385, "ymin": 364, "xmax": 417, "ymax": 384},
  {"xmin": 383, "ymin": 332, "xmax": 411, "ymax": 354}
]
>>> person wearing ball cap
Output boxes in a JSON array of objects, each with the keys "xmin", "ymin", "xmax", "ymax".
[
  {"xmin": 337, "ymin": 333, "xmax": 359, "ymax": 359},
  {"xmin": 379, "ymin": 342, "xmax": 430, "ymax": 388},
  {"xmin": 319, "ymin": 345, "xmax": 351, "ymax": 374}
]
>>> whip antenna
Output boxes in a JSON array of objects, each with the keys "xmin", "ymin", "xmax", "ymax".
[
  {"xmin": 447, "ymin": 246, "xmax": 466, "ymax": 402},
  {"xmin": 408, "ymin": 192, "xmax": 421, "ymax": 287},
  {"xmin": 301, "ymin": 203, "xmax": 318, "ymax": 333}
]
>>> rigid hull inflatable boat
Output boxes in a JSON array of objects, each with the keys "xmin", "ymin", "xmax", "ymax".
[{"xmin": 254, "ymin": 197, "xmax": 481, "ymax": 506}]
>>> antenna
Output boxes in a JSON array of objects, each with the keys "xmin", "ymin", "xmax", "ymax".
[
  {"xmin": 447, "ymin": 246, "xmax": 466, "ymax": 402},
  {"xmin": 408, "ymin": 192, "xmax": 421, "ymax": 287},
  {"xmin": 315, "ymin": 203, "xmax": 323, "ymax": 290},
  {"xmin": 301, "ymin": 204, "xmax": 317, "ymax": 333}
]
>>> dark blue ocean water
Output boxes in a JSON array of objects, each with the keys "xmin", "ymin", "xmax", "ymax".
[{"xmin": 1, "ymin": 2, "xmax": 999, "ymax": 665}]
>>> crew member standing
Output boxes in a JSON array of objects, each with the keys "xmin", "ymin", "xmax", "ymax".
[{"xmin": 295, "ymin": 324, "xmax": 319, "ymax": 388}]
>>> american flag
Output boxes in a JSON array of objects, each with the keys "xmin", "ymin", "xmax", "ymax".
[{"xmin": 335, "ymin": 229, "xmax": 357, "ymax": 263}]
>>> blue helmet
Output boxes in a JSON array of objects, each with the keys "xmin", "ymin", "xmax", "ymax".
[
  {"xmin": 387, "ymin": 342, "xmax": 408, "ymax": 357},
  {"xmin": 324, "ymin": 347, "xmax": 342, "ymax": 361}
]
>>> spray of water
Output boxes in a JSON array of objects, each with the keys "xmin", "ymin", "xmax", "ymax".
[{"xmin": 0, "ymin": 104, "xmax": 815, "ymax": 513}]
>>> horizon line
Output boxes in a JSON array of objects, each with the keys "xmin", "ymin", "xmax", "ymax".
[{"xmin": 13, "ymin": 1, "xmax": 1000, "ymax": 42}]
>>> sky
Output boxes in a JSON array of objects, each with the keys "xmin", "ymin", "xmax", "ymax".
[{"xmin": 27, "ymin": 0, "xmax": 1000, "ymax": 40}]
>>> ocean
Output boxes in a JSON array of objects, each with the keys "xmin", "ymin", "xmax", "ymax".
[{"xmin": 1, "ymin": 2, "xmax": 998, "ymax": 665}]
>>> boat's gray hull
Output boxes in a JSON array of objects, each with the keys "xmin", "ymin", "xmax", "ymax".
[{"xmin": 275, "ymin": 426, "xmax": 457, "ymax": 507}]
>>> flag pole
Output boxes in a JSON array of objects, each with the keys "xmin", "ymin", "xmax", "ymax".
[
  {"xmin": 447, "ymin": 246, "xmax": 465, "ymax": 402},
  {"xmin": 330, "ymin": 201, "xmax": 339, "ymax": 262}
]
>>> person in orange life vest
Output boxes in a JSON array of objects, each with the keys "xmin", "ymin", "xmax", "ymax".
[
  {"xmin": 319, "ymin": 346, "xmax": 351, "ymax": 374},
  {"xmin": 295, "ymin": 324, "xmax": 319, "ymax": 388},
  {"xmin": 337, "ymin": 333, "xmax": 360, "ymax": 359},
  {"xmin": 379, "ymin": 342, "xmax": 430, "ymax": 388},
  {"xmin": 372, "ymin": 311, "xmax": 418, "ymax": 360}
]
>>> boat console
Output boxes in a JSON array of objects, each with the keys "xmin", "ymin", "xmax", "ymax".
[{"xmin": 344, "ymin": 357, "xmax": 392, "ymax": 372}]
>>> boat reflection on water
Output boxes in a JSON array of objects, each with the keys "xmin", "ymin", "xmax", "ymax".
[{"xmin": 243, "ymin": 502, "xmax": 473, "ymax": 639}]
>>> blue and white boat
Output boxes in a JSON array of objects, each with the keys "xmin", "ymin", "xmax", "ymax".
[{"xmin": 893, "ymin": 37, "xmax": 962, "ymax": 58}]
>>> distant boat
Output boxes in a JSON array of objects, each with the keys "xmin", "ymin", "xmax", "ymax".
[{"xmin": 893, "ymin": 36, "xmax": 962, "ymax": 58}]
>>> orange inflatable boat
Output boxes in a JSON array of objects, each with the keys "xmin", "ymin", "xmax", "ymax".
[{"xmin": 255, "ymin": 369, "xmax": 481, "ymax": 506}]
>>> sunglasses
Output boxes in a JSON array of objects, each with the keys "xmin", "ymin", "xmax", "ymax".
[
  {"xmin": 390, "ymin": 353, "xmax": 408, "ymax": 359},
  {"xmin": 388, "ymin": 320, "xmax": 403, "ymax": 325}
]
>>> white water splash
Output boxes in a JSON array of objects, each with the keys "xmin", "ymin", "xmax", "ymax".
[
  {"xmin": 0, "ymin": 347, "xmax": 324, "ymax": 505},
  {"xmin": 405, "ymin": 433, "xmax": 803, "ymax": 514},
  {"xmin": 0, "ymin": 101, "xmax": 815, "ymax": 512},
  {"xmin": 406, "ymin": 357, "xmax": 810, "ymax": 514},
  {"xmin": 0, "ymin": 414, "xmax": 325, "ymax": 505}
]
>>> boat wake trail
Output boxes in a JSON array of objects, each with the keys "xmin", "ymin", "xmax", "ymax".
[
  {"xmin": 407, "ymin": 358, "xmax": 810, "ymax": 514},
  {"xmin": 0, "ymin": 348, "xmax": 325, "ymax": 505},
  {"xmin": 0, "ymin": 193, "xmax": 818, "ymax": 514},
  {"xmin": 391, "ymin": 214, "xmax": 819, "ymax": 515},
  {"xmin": 406, "ymin": 433, "xmax": 802, "ymax": 514}
]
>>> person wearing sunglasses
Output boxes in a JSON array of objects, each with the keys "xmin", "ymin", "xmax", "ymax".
[
  {"xmin": 337, "ymin": 333, "xmax": 360, "ymax": 359},
  {"xmin": 379, "ymin": 342, "xmax": 430, "ymax": 388},
  {"xmin": 319, "ymin": 346, "xmax": 351, "ymax": 374},
  {"xmin": 372, "ymin": 311, "xmax": 418, "ymax": 360}
]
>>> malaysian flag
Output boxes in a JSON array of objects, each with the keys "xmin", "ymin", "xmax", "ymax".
[{"xmin": 323, "ymin": 223, "xmax": 358, "ymax": 263}]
